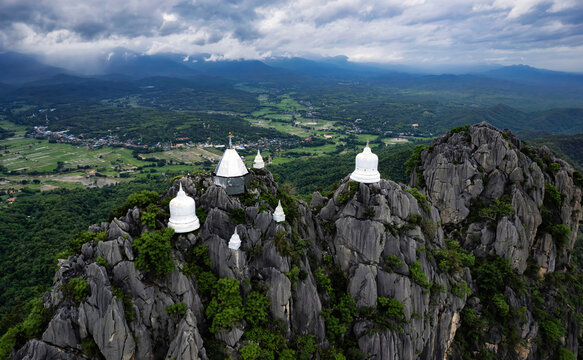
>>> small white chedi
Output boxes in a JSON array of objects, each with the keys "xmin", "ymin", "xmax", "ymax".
[
  {"xmin": 273, "ymin": 200, "xmax": 286, "ymax": 222},
  {"xmin": 253, "ymin": 149, "xmax": 265, "ymax": 169},
  {"xmin": 349, "ymin": 141, "xmax": 380, "ymax": 183},
  {"xmin": 228, "ymin": 228, "xmax": 242, "ymax": 250},
  {"xmin": 168, "ymin": 184, "xmax": 200, "ymax": 233}
]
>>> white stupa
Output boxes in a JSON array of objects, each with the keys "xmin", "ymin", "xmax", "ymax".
[
  {"xmin": 228, "ymin": 228, "xmax": 242, "ymax": 250},
  {"xmin": 253, "ymin": 149, "xmax": 265, "ymax": 169},
  {"xmin": 213, "ymin": 133, "xmax": 250, "ymax": 195},
  {"xmin": 273, "ymin": 200, "xmax": 286, "ymax": 222},
  {"xmin": 168, "ymin": 184, "xmax": 200, "ymax": 233},
  {"xmin": 349, "ymin": 142, "xmax": 381, "ymax": 183}
]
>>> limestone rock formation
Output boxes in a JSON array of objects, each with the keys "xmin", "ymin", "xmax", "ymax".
[
  {"xmin": 415, "ymin": 122, "xmax": 582, "ymax": 274},
  {"xmin": 10, "ymin": 124, "xmax": 583, "ymax": 360}
]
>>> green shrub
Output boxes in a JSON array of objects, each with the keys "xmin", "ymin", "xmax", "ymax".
[
  {"xmin": 545, "ymin": 184, "xmax": 562, "ymax": 206},
  {"xmin": 431, "ymin": 283, "xmax": 446, "ymax": 295},
  {"xmin": 196, "ymin": 271, "xmax": 217, "ymax": 296},
  {"xmin": 96, "ymin": 256, "xmax": 108, "ymax": 267},
  {"xmin": 378, "ymin": 297, "xmax": 405, "ymax": 322},
  {"xmin": 472, "ymin": 256, "xmax": 520, "ymax": 297},
  {"xmin": 183, "ymin": 244, "xmax": 216, "ymax": 295},
  {"xmin": 450, "ymin": 125, "xmax": 470, "ymax": 134},
  {"xmin": 385, "ymin": 255, "xmax": 404, "ymax": 270},
  {"xmin": 409, "ymin": 261, "xmax": 431, "ymax": 288},
  {"xmin": 112, "ymin": 286, "xmax": 135, "ymax": 322},
  {"xmin": 125, "ymin": 190, "xmax": 160, "ymax": 209},
  {"xmin": 285, "ymin": 266, "xmax": 301, "ymax": 287},
  {"xmin": 408, "ymin": 213, "xmax": 422, "ymax": 225},
  {"xmin": 230, "ymin": 208, "xmax": 246, "ymax": 224},
  {"xmin": 141, "ymin": 203, "xmax": 159, "ymax": 228},
  {"xmin": 436, "ymin": 239, "xmax": 475, "ymax": 274},
  {"xmin": 60, "ymin": 231, "xmax": 106, "ymax": 258},
  {"xmin": 274, "ymin": 231, "xmax": 293, "ymax": 256},
  {"xmin": 459, "ymin": 307, "xmax": 484, "ymax": 344},
  {"xmin": 279, "ymin": 349, "xmax": 296, "ymax": 360},
  {"xmin": 295, "ymin": 335, "xmax": 317, "ymax": 360},
  {"xmin": 559, "ymin": 348, "xmax": 576, "ymax": 360},
  {"xmin": 452, "ymin": 281, "xmax": 472, "ymax": 298},
  {"xmin": 61, "ymin": 277, "xmax": 90, "ymax": 303},
  {"xmin": 322, "ymin": 294, "xmax": 357, "ymax": 343},
  {"xmin": 239, "ymin": 341, "xmax": 261, "ymax": 360},
  {"xmin": 363, "ymin": 208, "xmax": 376, "ymax": 218},
  {"xmin": 405, "ymin": 145, "xmax": 427, "ymax": 176},
  {"xmin": 244, "ymin": 292, "xmax": 270, "ymax": 327},
  {"xmin": 81, "ymin": 337, "xmax": 101, "ymax": 358},
  {"xmin": 491, "ymin": 293, "xmax": 509, "ymax": 317},
  {"xmin": 405, "ymin": 187, "xmax": 430, "ymax": 212},
  {"xmin": 478, "ymin": 199, "xmax": 514, "ymax": 221},
  {"xmin": 243, "ymin": 325, "xmax": 288, "ymax": 360},
  {"xmin": 278, "ymin": 184, "xmax": 300, "ymax": 220},
  {"xmin": 191, "ymin": 244, "xmax": 212, "ymax": 268},
  {"xmin": 324, "ymin": 347, "xmax": 347, "ymax": 360},
  {"xmin": 196, "ymin": 207, "xmax": 208, "ymax": 224},
  {"xmin": 0, "ymin": 325, "xmax": 20, "ymax": 359},
  {"xmin": 0, "ymin": 297, "xmax": 52, "ymax": 359},
  {"xmin": 549, "ymin": 162, "xmax": 561, "ymax": 174},
  {"xmin": 540, "ymin": 318, "xmax": 565, "ymax": 345},
  {"xmin": 314, "ymin": 267, "xmax": 333, "ymax": 295},
  {"xmin": 337, "ymin": 181, "xmax": 359, "ymax": 205},
  {"xmin": 132, "ymin": 228, "xmax": 175, "ymax": 277},
  {"xmin": 420, "ymin": 219, "xmax": 437, "ymax": 239},
  {"xmin": 205, "ymin": 278, "xmax": 244, "ymax": 333},
  {"xmin": 551, "ymin": 224, "xmax": 571, "ymax": 246},
  {"xmin": 166, "ymin": 302, "xmax": 188, "ymax": 318}
]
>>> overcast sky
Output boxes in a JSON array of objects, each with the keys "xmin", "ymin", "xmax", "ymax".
[{"xmin": 0, "ymin": 0, "xmax": 582, "ymax": 72}]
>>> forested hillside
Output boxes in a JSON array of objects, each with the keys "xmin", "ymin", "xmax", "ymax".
[{"xmin": 0, "ymin": 178, "xmax": 169, "ymax": 335}]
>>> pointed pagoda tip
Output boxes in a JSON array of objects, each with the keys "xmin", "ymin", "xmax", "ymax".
[
  {"xmin": 277, "ymin": 200, "xmax": 282, "ymax": 207},
  {"xmin": 257, "ymin": 149, "xmax": 261, "ymax": 155},
  {"xmin": 234, "ymin": 227, "xmax": 238, "ymax": 235},
  {"xmin": 366, "ymin": 140, "xmax": 370, "ymax": 148},
  {"xmin": 179, "ymin": 182, "xmax": 183, "ymax": 192}
]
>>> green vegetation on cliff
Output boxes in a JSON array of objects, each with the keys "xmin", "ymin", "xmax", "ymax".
[{"xmin": 0, "ymin": 177, "xmax": 169, "ymax": 335}]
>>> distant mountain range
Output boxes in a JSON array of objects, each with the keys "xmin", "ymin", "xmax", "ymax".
[
  {"xmin": 0, "ymin": 50, "xmax": 582, "ymax": 140},
  {"xmin": 1, "ymin": 50, "xmax": 582, "ymax": 87}
]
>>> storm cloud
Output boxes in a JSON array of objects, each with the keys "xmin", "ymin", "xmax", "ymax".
[{"xmin": 0, "ymin": 0, "xmax": 581, "ymax": 72}]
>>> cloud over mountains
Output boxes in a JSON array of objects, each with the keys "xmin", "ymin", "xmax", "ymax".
[{"xmin": 0, "ymin": 0, "xmax": 581, "ymax": 72}]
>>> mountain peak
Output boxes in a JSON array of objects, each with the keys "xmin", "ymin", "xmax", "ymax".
[{"xmin": 10, "ymin": 123, "xmax": 583, "ymax": 360}]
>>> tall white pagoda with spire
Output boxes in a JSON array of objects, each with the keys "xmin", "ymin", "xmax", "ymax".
[
  {"xmin": 350, "ymin": 141, "xmax": 380, "ymax": 183},
  {"xmin": 213, "ymin": 132, "xmax": 251, "ymax": 195}
]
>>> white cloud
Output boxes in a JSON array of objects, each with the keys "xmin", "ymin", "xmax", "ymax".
[
  {"xmin": 0, "ymin": 0, "xmax": 581, "ymax": 72},
  {"xmin": 162, "ymin": 13, "xmax": 178, "ymax": 22}
]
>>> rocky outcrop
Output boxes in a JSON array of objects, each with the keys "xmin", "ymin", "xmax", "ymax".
[
  {"xmin": 11, "ymin": 124, "xmax": 583, "ymax": 360},
  {"xmin": 317, "ymin": 176, "xmax": 469, "ymax": 359},
  {"xmin": 416, "ymin": 122, "xmax": 582, "ymax": 274}
]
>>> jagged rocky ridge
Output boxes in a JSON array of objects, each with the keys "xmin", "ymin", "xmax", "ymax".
[{"xmin": 11, "ymin": 122, "xmax": 583, "ymax": 359}]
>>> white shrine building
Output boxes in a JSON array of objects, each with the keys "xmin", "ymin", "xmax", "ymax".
[
  {"xmin": 349, "ymin": 142, "xmax": 381, "ymax": 183},
  {"xmin": 168, "ymin": 184, "xmax": 200, "ymax": 233},
  {"xmin": 213, "ymin": 133, "xmax": 251, "ymax": 195},
  {"xmin": 253, "ymin": 150, "xmax": 265, "ymax": 169},
  {"xmin": 273, "ymin": 200, "xmax": 286, "ymax": 222}
]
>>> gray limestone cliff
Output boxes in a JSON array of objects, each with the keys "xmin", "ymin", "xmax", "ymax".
[{"xmin": 10, "ymin": 123, "xmax": 583, "ymax": 360}]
